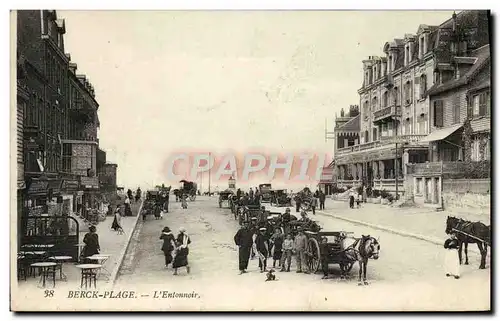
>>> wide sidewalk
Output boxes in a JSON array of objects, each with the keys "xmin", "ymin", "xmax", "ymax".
[
  {"xmin": 16, "ymin": 201, "xmax": 143, "ymax": 292},
  {"xmin": 319, "ymin": 198, "xmax": 490, "ymax": 243}
]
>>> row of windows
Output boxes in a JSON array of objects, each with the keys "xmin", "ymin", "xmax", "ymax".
[
  {"xmin": 362, "ymin": 74, "xmax": 427, "ymax": 116},
  {"xmin": 432, "ymin": 90, "xmax": 490, "ymax": 128}
]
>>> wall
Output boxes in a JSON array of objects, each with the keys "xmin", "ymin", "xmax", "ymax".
[
  {"xmin": 70, "ymin": 143, "xmax": 95, "ymax": 176},
  {"xmin": 442, "ymin": 191, "xmax": 490, "ymax": 216},
  {"xmin": 442, "ymin": 178, "xmax": 490, "ymax": 194}
]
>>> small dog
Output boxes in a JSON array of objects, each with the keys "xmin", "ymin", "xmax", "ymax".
[{"xmin": 265, "ymin": 269, "xmax": 277, "ymax": 281}]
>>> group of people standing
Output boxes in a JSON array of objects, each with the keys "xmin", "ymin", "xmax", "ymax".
[
  {"xmin": 294, "ymin": 190, "xmax": 326, "ymax": 214},
  {"xmin": 235, "ymin": 187, "xmax": 262, "ymax": 207},
  {"xmin": 234, "ymin": 207, "xmax": 318, "ymax": 275},
  {"xmin": 160, "ymin": 227, "xmax": 192, "ymax": 275}
]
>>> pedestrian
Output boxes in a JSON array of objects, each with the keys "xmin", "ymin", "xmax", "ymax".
[
  {"xmin": 281, "ymin": 208, "xmax": 291, "ymax": 235},
  {"xmin": 173, "ymin": 227, "xmax": 191, "ymax": 275},
  {"xmin": 124, "ymin": 196, "xmax": 132, "ymax": 216},
  {"xmin": 135, "ymin": 187, "xmax": 142, "ymax": 203},
  {"xmin": 127, "ymin": 189, "xmax": 134, "ymax": 203},
  {"xmin": 163, "ymin": 192, "xmax": 170, "ymax": 213},
  {"xmin": 311, "ymin": 196, "xmax": 318, "ymax": 215},
  {"xmin": 280, "ymin": 234, "xmax": 294, "ymax": 272},
  {"xmin": 349, "ymin": 190, "xmax": 355, "ymax": 209},
  {"xmin": 270, "ymin": 228, "xmax": 284, "ymax": 268},
  {"xmin": 234, "ymin": 221, "xmax": 253, "ymax": 274},
  {"xmin": 294, "ymin": 227, "xmax": 309, "ymax": 274},
  {"xmin": 82, "ymin": 225, "xmax": 100, "ymax": 262},
  {"xmin": 111, "ymin": 207, "xmax": 124, "ymax": 234},
  {"xmin": 249, "ymin": 188, "xmax": 254, "ymax": 201},
  {"xmin": 319, "ymin": 191, "xmax": 326, "ymax": 210},
  {"xmin": 362, "ymin": 185, "xmax": 368, "ymax": 203},
  {"xmin": 255, "ymin": 227, "xmax": 269, "ymax": 273},
  {"xmin": 181, "ymin": 194, "xmax": 188, "ymax": 209},
  {"xmin": 154, "ymin": 205, "xmax": 161, "ymax": 220},
  {"xmin": 320, "ymin": 236, "xmax": 329, "ymax": 279},
  {"xmin": 249, "ymin": 217, "xmax": 258, "ymax": 259},
  {"xmin": 444, "ymin": 232, "xmax": 460, "ymax": 279},
  {"xmin": 160, "ymin": 227, "xmax": 175, "ymax": 268},
  {"xmin": 295, "ymin": 195, "xmax": 301, "ymax": 213},
  {"xmin": 356, "ymin": 192, "xmax": 362, "ymax": 208}
]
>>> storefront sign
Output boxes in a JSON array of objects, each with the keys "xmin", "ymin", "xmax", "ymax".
[
  {"xmin": 80, "ymin": 176, "xmax": 99, "ymax": 189},
  {"xmin": 27, "ymin": 180, "xmax": 48, "ymax": 195},
  {"xmin": 62, "ymin": 180, "xmax": 80, "ymax": 192},
  {"xmin": 47, "ymin": 180, "xmax": 63, "ymax": 195}
]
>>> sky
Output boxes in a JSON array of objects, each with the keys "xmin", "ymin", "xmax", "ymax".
[{"xmin": 57, "ymin": 10, "xmax": 454, "ymax": 191}]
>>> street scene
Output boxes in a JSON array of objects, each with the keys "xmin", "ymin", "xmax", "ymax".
[{"xmin": 12, "ymin": 10, "xmax": 491, "ymax": 312}]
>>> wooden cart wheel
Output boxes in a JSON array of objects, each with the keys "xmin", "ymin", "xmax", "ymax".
[
  {"xmin": 339, "ymin": 261, "xmax": 355, "ymax": 273},
  {"xmin": 307, "ymin": 238, "xmax": 321, "ymax": 273}
]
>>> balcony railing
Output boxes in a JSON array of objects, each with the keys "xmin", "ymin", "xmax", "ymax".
[
  {"xmin": 335, "ymin": 134, "xmax": 428, "ymax": 156},
  {"xmin": 373, "ymin": 105, "xmax": 401, "ymax": 122}
]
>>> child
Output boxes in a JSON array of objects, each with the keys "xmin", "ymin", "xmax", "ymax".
[
  {"xmin": 320, "ymin": 237, "xmax": 329, "ymax": 279},
  {"xmin": 280, "ymin": 234, "xmax": 294, "ymax": 272},
  {"xmin": 181, "ymin": 195, "xmax": 188, "ymax": 209},
  {"xmin": 270, "ymin": 228, "xmax": 284, "ymax": 268}
]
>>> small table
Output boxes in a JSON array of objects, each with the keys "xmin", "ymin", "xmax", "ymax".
[
  {"xmin": 49, "ymin": 256, "xmax": 73, "ymax": 281},
  {"xmin": 30, "ymin": 262, "xmax": 57, "ymax": 288},
  {"xmin": 86, "ymin": 255, "xmax": 111, "ymax": 280},
  {"xmin": 76, "ymin": 264, "xmax": 102, "ymax": 289}
]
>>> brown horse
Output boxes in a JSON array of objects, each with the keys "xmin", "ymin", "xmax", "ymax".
[
  {"xmin": 445, "ymin": 216, "xmax": 489, "ymax": 269},
  {"xmin": 343, "ymin": 235, "xmax": 380, "ymax": 285}
]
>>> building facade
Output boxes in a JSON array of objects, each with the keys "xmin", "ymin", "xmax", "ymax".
[
  {"xmin": 333, "ymin": 10, "xmax": 490, "ymax": 196},
  {"xmin": 17, "ymin": 10, "xmax": 114, "ymax": 238}
]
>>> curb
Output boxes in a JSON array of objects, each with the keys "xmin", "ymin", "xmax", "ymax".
[
  {"xmin": 316, "ymin": 210, "xmax": 443, "ymax": 245},
  {"xmin": 109, "ymin": 199, "xmax": 145, "ymax": 286},
  {"xmin": 316, "ymin": 210, "xmax": 482, "ymax": 255}
]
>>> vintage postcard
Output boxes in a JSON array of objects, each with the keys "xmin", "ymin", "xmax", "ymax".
[{"xmin": 10, "ymin": 9, "xmax": 491, "ymax": 311}]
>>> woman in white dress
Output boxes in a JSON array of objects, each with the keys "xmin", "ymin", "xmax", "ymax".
[{"xmin": 443, "ymin": 233, "xmax": 460, "ymax": 279}]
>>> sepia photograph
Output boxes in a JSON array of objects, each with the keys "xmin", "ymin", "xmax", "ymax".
[{"xmin": 10, "ymin": 8, "xmax": 491, "ymax": 312}]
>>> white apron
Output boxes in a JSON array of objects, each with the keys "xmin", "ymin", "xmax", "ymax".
[{"xmin": 444, "ymin": 248, "xmax": 460, "ymax": 277}]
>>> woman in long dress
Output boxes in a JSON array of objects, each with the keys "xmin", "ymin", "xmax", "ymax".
[
  {"xmin": 111, "ymin": 207, "xmax": 123, "ymax": 233},
  {"xmin": 172, "ymin": 227, "xmax": 191, "ymax": 275},
  {"xmin": 160, "ymin": 227, "xmax": 176, "ymax": 268},
  {"xmin": 124, "ymin": 196, "xmax": 132, "ymax": 216},
  {"xmin": 444, "ymin": 232, "xmax": 460, "ymax": 279},
  {"xmin": 82, "ymin": 225, "xmax": 100, "ymax": 262}
]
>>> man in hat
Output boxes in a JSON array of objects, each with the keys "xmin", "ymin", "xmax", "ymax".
[
  {"xmin": 298, "ymin": 211, "xmax": 312, "ymax": 230},
  {"xmin": 281, "ymin": 208, "xmax": 292, "ymax": 235},
  {"xmin": 249, "ymin": 217, "xmax": 259, "ymax": 259},
  {"xmin": 294, "ymin": 226, "xmax": 309, "ymax": 273},
  {"xmin": 234, "ymin": 221, "xmax": 254, "ymax": 274},
  {"xmin": 255, "ymin": 227, "xmax": 269, "ymax": 272}
]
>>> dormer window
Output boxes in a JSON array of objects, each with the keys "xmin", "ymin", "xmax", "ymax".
[
  {"xmin": 419, "ymin": 36, "xmax": 426, "ymax": 59},
  {"xmin": 405, "ymin": 45, "xmax": 410, "ymax": 66}
]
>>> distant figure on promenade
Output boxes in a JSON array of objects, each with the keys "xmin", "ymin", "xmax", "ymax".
[
  {"xmin": 234, "ymin": 221, "xmax": 253, "ymax": 274},
  {"xmin": 160, "ymin": 227, "xmax": 175, "ymax": 268},
  {"xmin": 111, "ymin": 207, "xmax": 124, "ymax": 234},
  {"xmin": 349, "ymin": 190, "xmax": 355, "ymax": 209},
  {"xmin": 181, "ymin": 194, "xmax": 188, "ymax": 209},
  {"xmin": 124, "ymin": 196, "xmax": 133, "ymax": 216},
  {"xmin": 444, "ymin": 232, "xmax": 460, "ymax": 279},
  {"xmin": 135, "ymin": 187, "xmax": 142, "ymax": 202},
  {"xmin": 173, "ymin": 227, "xmax": 191, "ymax": 275},
  {"xmin": 82, "ymin": 225, "xmax": 100, "ymax": 262},
  {"xmin": 127, "ymin": 189, "xmax": 133, "ymax": 203},
  {"xmin": 249, "ymin": 188, "xmax": 254, "ymax": 200}
]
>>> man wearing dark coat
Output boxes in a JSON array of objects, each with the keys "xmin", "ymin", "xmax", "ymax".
[
  {"xmin": 234, "ymin": 222, "xmax": 254, "ymax": 274},
  {"xmin": 255, "ymin": 227, "xmax": 269, "ymax": 272},
  {"xmin": 82, "ymin": 225, "xmax": 100, "ymax": 262}
]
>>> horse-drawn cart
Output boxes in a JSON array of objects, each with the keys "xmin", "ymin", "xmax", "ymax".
[
  {"xmin": 305, "ymin": 231, "xmax": 357, "ymax": 274},
  {"xmin": 270, "ymin": 189, "xmax": 292, "ymax": 207},
  {"xmin": 179, "ymin": 180, "xmax": 198, "ymax": 201},
  {"xmin": 218, "ymin": 190, "xmax": 234, "ymax": 208}
]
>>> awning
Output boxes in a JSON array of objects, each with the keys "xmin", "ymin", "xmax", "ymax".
[{"xmin": 420, "ymin": 124, "xmax": 463, "ymax": 143}]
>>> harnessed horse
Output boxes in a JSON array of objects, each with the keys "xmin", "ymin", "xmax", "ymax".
[
  {"xmin": 342, "ymin": 235, "xmax": 380, "ymax": 285},
  {"xmin": 445, "ymin": 216, "xmax": 489, "ymax": 269}
]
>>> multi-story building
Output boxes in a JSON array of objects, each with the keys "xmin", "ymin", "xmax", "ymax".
[
  {"xmin": 17, "ymin": 10, "xmax": 107, "ymax": 221},
  {"xmin": 333, "ymin": 10, "xmax": 490, "ymax": 195},
  {"xmin": 409, "ymin": 43, "xmax": 490, "ymax": 206}
]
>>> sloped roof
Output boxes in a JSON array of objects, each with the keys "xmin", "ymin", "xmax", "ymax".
[
  {"xmin": 427, "ymin": 44, "xmax": 490, "ymax": 96},
  {"xmin": 335, "ymin": 115, "xmax": 360, "ymax": 133}
]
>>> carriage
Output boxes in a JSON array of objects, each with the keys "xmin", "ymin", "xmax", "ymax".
[
  {"xmin": 294, "ymin": 187, "xmax": 314, "ymax": 211},
  {"xmin": 218, "ymin": 190, "xmax": 234, "ymax": 208},
  {"xmin": 270, "ymin": 189, "xmax": 292, "ymax": 207},
  {"xmin": 259, "ymin": 184, "xmax": 273, "ymax": 203},
  {"xmin": 179, "ymin": 180, "xmax": 198, "ymax": 201},
  {"xmin": 238, "ymin": 204, "xmax": 264, "ymax": 226}
]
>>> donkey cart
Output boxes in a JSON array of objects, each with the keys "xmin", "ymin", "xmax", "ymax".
[{"xmin": 303, "ymin": 231, "xmax": 356, "ymax": 274}]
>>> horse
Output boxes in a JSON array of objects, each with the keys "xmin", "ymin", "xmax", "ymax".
[
  {"xmin": 343, "ymin": 235, "xmax": 380, "ymax": 285},
  {"xmin": 445, "ymin": 216, "xmax": 490, "ymax": 269}
]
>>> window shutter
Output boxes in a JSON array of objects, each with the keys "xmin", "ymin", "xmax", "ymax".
[
  {"xmin": 434, "ymin": 101, "xmax": 444, "ymax": 127},
  {"xmin": 479, "ymin": 92, "xmax": 487, "ymax": 116}
]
